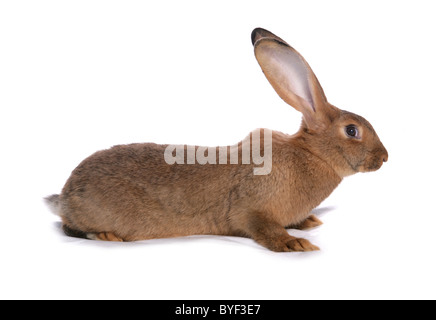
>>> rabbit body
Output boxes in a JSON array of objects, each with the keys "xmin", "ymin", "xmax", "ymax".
[
  {"xmin": 46, "ymin": 28, "xmax": 388, "ymax": 251},
  {"xmin": 51, "ymin": 129, "xmax": 340, "ymax": 245}
]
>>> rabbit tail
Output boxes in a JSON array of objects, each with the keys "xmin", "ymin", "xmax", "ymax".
[{"xmin": 44, "ymin": 194, "xmax": 62, "ymax": 217}]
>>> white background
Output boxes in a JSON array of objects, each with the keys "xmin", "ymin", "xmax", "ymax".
[{"xmin": 1, "ymin": 0, "xmax": 435, "ymax": 300}]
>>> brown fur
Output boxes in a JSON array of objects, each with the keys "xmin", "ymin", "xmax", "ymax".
[{"xmin": 45, "ymin": 28, "xmax": 388, "ymax": 252}]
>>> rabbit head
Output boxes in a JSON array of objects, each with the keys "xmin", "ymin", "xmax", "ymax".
[{"xmin": 252, "ymin": 28, "xmax": 388, "ymax": 178}]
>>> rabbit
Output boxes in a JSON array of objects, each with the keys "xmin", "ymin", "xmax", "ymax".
[{"xmin": 45, "ymin": 28, "xmax": 388, "ymax": 252}]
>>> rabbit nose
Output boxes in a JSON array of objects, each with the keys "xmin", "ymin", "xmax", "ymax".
[
  {"xmin": 379, "ymin": 145, "xmax": 388, "ymax": 163},
  {"xmin": 382, "ymin": 151, "xmax": 388, "ymax": 163}
]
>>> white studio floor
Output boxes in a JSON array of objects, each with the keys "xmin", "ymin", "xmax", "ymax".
[{"xmin": 1, "ymin": 1, "xmax": 436, "ymax": 300}]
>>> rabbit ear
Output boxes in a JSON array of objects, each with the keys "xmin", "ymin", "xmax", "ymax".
[
  {"xmin": 253, "ymin": 29, "xmax": 331, "ymax": 130},
  {"xmin": 251, "ymin": 27, "xmax": 289, "ymax": 46}
]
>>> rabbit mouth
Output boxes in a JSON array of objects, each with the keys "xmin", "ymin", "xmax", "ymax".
[{"xmin": 362, "ymin": 158, "xmax": 385, "ymax": 172}]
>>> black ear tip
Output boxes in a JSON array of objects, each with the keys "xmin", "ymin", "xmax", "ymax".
[{"xmin": 251, "ymin": 27, "xmax": 266, "ymax": 45}]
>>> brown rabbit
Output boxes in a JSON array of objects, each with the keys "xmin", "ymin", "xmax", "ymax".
[{"xmin": 45, "ymin": 28, "xmax": 388, "ymax": 252}]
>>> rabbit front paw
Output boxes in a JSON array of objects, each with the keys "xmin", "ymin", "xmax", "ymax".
[{"xmin": 260, "ymin": 235, "xmax": 320, "ymax": 252}]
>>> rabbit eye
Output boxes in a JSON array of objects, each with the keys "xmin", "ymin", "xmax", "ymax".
[{"xmin": 345, "ymin": 125, "xmax": 358, "ymax": 138}]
